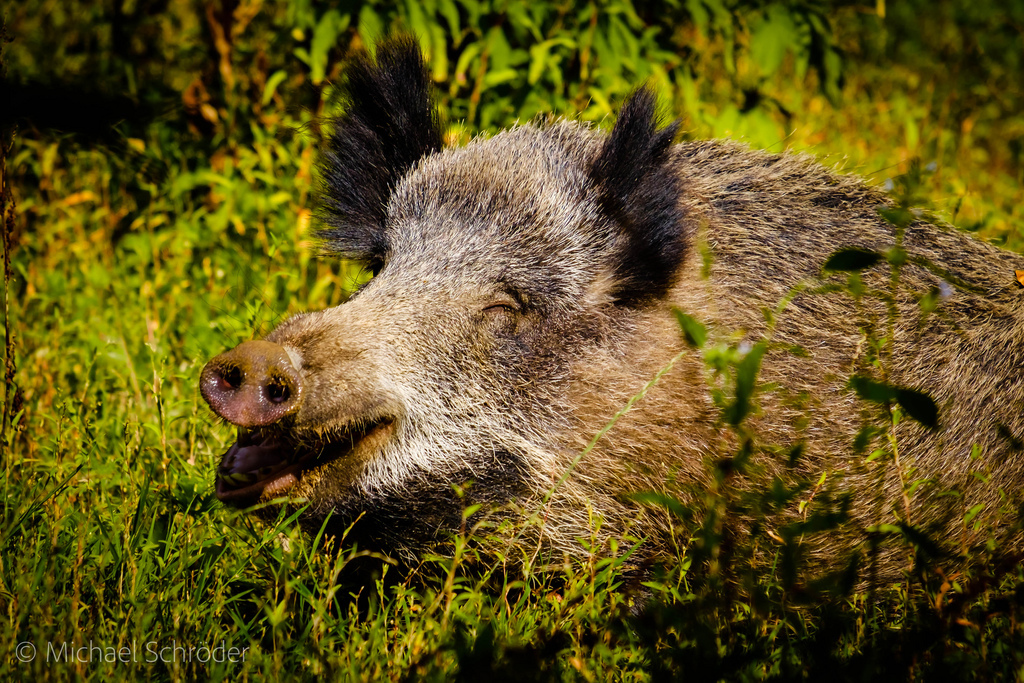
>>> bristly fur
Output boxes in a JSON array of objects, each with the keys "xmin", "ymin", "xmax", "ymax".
[
  {"xmin": 317, "ymin": 36, "xmax": 444, "ymax": 263},
  {"xmin": 203, "ymin": 37, "xmax": 1024, "ymax": 585},
  {"xmin": 589, "ymin": 87, "xmax": 685, "ymax": 305}
]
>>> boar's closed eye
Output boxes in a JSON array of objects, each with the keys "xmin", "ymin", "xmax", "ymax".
[
  {"xmin": 483, "ymin": 299, "xmax": 519, "ymax": 315},
  {"xmin": 482, "ymin": 289, "xmax": 524, "ymax": 316}
]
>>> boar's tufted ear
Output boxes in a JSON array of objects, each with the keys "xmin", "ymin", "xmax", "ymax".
[
  {"xmin": 590, "ymin": 87, "xmax": 685, "ymax": 305},
  {"xmin": 318, "ymin": 36, "xmax": 444, "ymax": 260}
]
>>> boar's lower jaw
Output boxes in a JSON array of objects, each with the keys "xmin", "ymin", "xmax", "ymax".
[{"xmin": 215, "ymin": 419, "xmax": 394, "ymax": 506}]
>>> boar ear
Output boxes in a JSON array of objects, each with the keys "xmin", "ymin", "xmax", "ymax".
[
  {"xmin": 590, "ymin": 87, "xmax": 685, "ymax": 305},
  {"xmin": 318, "ymin": 36, "xmax": 444, "ymax": 259}
]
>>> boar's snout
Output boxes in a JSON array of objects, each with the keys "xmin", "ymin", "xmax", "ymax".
[{"xmin": 201, "ymin": 340, "xmax": 302, "ymax": 428}]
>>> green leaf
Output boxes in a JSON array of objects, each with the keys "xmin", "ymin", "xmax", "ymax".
[
  {"xmin": 437, "ymin": 0, "xmax": 460, "ymax": 34},
  {"xmin": 849, "ymin": 375, "xmax": 896, "ymax": 403},
  {"xmin": 895, "ymin": 388, "xmax": 939, "ymax": 429},
  {"xmin": 506, "ymin": 0, "xmax": 541, "ymax": 41},
  {"xmin": 454, "ymin": 41, "xmax": 482, "ymax": 83},
  {"xmin": 429, "ymin": 23, "xmax": 449, "ymax": 82},
  {"xmin": 486, "ymin": 26, "xmax": 512, "ymax": 70},
  {"xmin": 879, "ymin": 206, "xmax": 915, "ymax": 228},
  {"xmin": 886, "ymin": 246, "xmax": 907, "ymax": 268},
  {"xmin": 849, "ymin": 376, "xmax": 939, "ymax": 429},
  {"xmin": 673, "ymin": 308, "xmax": 707, "ymax": 348},
  {"xmin": 292, "ymin": 46, "xmax": 311, "ymax": 67},
  {"xmin": 787, "ymin": 442, "xmax": 805, "ymax": 467},
  {"xmin": 404, "ymin": 0, "xmax": 430, "ymax": 47},
  {"xmin": 461, "ymin": 503, "xmax": 483, "ymax": 521},
  {"xmin": 919, "ymin": 285, "xmax": 941, "ymax": 316},
  {"xmin": 261, "ymin": 70, "xmax": 288, "ymax": 106},
  {"xmin": 482, "ymin": 68, "xmax": 519, "ymax": 87},
  {"xmin": 527, "ymin": 41, "xmax": 552, "ymax": 85},
  {"xmin": 309, "ymin": 10, "xmax": 347, "ymax": 85},
  {"xmin": 526, "ymin": 37, "xmax": 575, "ymax": 86},
  {"xmin": 896, "ymin": 522, "xmax": 942, "ymax": 557},
  {"xmin": 963, "ymin": 503, "xmax": 985, "ymax": 526},
  {"xmin": 854, "ymin": 425, "xmax": 880, "ymax": 453},
  {"xmin": 727, "ymin": 342, "xmax": 766, "ymax": 426},
  {"xmin": 686, "ymin": 0, "xmax": 710, "ymax": 34},
  {"xmin": 358, "ymin": 5, "xmax": 384, "ymax": 45},
  {"xmin": 822, "ymin": 46, "xmax": 843, "ymax": 104},
  {"xmin": 749, "ymin": 4, "xmax": 798, "ymax": 77},
  {"xmin": 823, "ymin": 248, "xmax": 883, "ymax": 272},
  {"xmin": 905, "ymin": 477, "xmax": 931, "ymax": 497},
  {"xmin": 786, "ymin": 344, "xmax": 810, "ymax": 358}
]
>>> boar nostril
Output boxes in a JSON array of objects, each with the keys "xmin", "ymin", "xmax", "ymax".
[
  {"xmin": 221, "ymin": 365, "xmax": 244, "ymax": 390},
  {"xmin": 266, "ymin": 381, "xmax": 290, "ymax": 403}
]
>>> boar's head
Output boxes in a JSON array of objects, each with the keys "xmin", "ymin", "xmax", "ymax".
[{"xmin": 200, "ymin": 37, "xmax": 694, "ymax": 558}]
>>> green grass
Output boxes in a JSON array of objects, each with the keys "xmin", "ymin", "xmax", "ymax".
[{"xmin": 3, "ymin": 1, "xmax": 1024, "ymax": 680}]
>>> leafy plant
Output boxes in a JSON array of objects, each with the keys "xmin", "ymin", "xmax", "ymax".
[{"xmin": 2, "ymin": 0, "xmax": 1023, "ymax": 680}]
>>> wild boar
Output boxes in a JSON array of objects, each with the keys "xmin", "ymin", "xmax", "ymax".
[{"xmin": 200, "ymin": 37, "xmax": 1024, "ymax": 580}]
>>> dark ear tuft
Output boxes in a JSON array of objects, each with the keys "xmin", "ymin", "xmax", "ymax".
[
  {"xmin": 318, "ymin": 36, "xmax": 444, "ymax": 259},
  {"xmin": 590, "ymin": 87, "xmax": 685, "ymax": 305}
]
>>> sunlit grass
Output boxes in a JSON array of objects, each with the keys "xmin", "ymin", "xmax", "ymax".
[{"xmin": 3, "ymin": 1, "xmax": 1024, "ymax": 679}]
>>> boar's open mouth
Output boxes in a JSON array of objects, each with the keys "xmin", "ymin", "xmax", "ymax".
[{"xmin": 215, "ymin": 419, "xmax": 393, "ymax": 506}]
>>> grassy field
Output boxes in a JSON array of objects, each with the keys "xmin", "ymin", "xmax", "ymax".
[{"xmin": 3, "ymin": 1, "xmax": 1024, "ymax": 680}]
